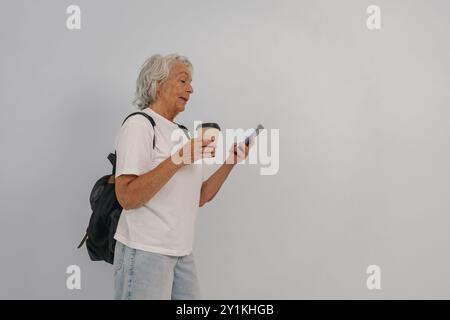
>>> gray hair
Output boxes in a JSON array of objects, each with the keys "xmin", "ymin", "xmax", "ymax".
[{"xmin": 133, "ymin": 53, "xmax": 193, "ymax": 110}]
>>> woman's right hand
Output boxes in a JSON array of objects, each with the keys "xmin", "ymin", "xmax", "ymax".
[{"xmin": 172, "ymin": 137, "xmax": 215, "ymax": 167}]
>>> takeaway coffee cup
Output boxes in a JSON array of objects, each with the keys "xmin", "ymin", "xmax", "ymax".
[{"xmin": 196, "ymin": 122, "xmax": 221, "ymax": 151}]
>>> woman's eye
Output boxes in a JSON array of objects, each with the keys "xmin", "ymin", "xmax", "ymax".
[{"xmin": 180, "ymin": 80, "xmax": 186, "ymax": 83}]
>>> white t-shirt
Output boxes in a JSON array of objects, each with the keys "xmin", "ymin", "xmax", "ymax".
[{"xmin": 113, "ymin": 107, "xmax": 203, "ymax": 256}]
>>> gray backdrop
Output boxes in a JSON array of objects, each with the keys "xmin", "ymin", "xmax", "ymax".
[{"xmin": 1, "ymin": 0, "xmax": 449, "ymax": 299}]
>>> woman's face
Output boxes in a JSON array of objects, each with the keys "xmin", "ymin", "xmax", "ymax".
[{"xmin": 157, "ymin": 62, "xmax": 193, "ymax": 113}]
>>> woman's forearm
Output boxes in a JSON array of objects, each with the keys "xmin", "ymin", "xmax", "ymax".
[
  {"xmin": 120, "ymin": 156, "xmax": 182, "ymax": 210},
  {"xmin": 199, "ymin": 162, "xmax": 236, "ymax": 207}
]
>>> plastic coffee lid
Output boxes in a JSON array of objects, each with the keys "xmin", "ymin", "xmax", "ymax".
[{"xmin": 196, "ymin": 123, "xmax": 221, "ymax": 131}]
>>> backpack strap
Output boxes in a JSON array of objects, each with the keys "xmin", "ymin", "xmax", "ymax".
[
  {"xmin": 109, "ymin": 113, "xmax": 190, "ymax": 176},
  {"xmin": 110, "ymin": 112, "xmax": 157, "ymax": 176},
  {"xmin": 121, "ymin": 112, "xmax": 156, "ymax": 148},
  {"xmin": 176, "ymin": 123, "xmax": 191, "ymax": 140},
  {"xmin": 123, "ymin": 112, "xmax": 189, "ymax": 143},
  {"xmin": 77, "ymin": 232, "xmax": 88, "ymax": 249}
]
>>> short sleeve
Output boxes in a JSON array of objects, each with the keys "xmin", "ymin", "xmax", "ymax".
[{"xmin": 115, "ymin": 116, "xmax": 154, "ymax": 178}]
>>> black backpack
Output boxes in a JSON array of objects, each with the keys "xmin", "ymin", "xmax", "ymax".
[
  {"xmin": 77, "ymin": 112, "xmax": 156, "ymax": 264},
  {"xmin": 78, "ymin": 111, "xmax": 190, "ymax": 264}
]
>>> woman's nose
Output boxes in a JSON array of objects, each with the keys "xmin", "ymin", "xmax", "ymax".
[{"xmin": 187, "ymin": 83, "xmax": 193, "ymax": 94}]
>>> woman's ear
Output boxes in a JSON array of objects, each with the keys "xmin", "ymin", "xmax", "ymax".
[{"xmin": 156, "ymin": 81, "xmax": 163, "ymax": 98}]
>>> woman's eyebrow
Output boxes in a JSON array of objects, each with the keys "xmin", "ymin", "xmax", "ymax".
[{"xmin": 178, "ymin": 72, "xmax": 192, "ymax": 80}]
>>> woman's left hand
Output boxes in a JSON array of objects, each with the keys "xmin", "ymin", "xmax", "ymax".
[{"xmin": 226, "ymin": 139, "xmax": 254, "ymax": 165}]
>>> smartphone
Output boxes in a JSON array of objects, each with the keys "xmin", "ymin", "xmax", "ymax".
[{"xmin": 244, "ymin": 124, "xmax": 264, "ymax": 145}]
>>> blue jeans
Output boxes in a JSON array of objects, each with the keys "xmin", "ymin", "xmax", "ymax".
[{"xmin": 113, "ymin": 241, "xmax": 201, "ymax": 300}]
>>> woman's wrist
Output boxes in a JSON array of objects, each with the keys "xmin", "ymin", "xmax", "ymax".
[
  {"xmin": 169, "ymin": 148, "xmax": 186, "ymax": 169},
  {"xmin": 224, "ymin": 156, "xmax": 237, "ymax": 167}
]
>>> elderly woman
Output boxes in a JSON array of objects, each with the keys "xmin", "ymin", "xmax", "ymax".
[{"xmin": 113, "ymin": 54, "xmax": 251, "ymax": 300}]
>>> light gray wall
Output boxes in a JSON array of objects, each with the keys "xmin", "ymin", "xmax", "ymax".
[{"xmin": 1, "ymin": 0, "xmax": 450, "ymax": 299}]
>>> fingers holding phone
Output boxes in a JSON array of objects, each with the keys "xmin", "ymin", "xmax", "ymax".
[
  {"xmin": 227, "ymin": 124, "xmax": 262, "ymax": 164},
  {"xmin": 228, "ymin": 140, "xmax": 252, "ymax": 164}
]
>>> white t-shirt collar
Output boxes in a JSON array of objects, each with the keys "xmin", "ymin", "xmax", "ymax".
[{"xmin": 145, "ymin": 107, "xmax": 180, "ymax": 130}]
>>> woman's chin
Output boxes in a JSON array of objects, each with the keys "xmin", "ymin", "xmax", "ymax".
[{"xmin": 177, "ymin": 103, "xmax": 187, "ymax": 112}]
